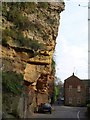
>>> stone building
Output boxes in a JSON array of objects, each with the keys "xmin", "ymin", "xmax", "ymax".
[{"xmin": 64, "ymin": 73, "xmax": 87, "ymax": 106}]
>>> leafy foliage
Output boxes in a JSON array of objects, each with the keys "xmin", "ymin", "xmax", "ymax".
[
  {"xmin": 2, "ymin": 27, "xmax": 46, "ymax": 51},
  {"xmin": 38, "ymin": 2, "xmax": 49, "ymax": 9},
  {"xmin": 86, "ymin": 100, "xmax": 90, "ymax": 104},
  {"xmin": 52, "ymin": 59, "xmax": 55, "ymax": 68},
  {"xmin": 2, "ymin": 2, "xmax": 36, "ymax": 30},
  {"xmin": 29, "ymin": 40, "xmax": 46, "ymax": 51},
  {"xmin": 54, "ymin": 86, "xmax": 60, "ymax": 101},
  {"xmin": 54, "ymin": 80, "xmax": 64, "ymax": 101},
  {"xmin": 2, "ymin": 2, "xmax": 47, "ymax": 51},
  {"xmin": 2, "ymin": 71, "xmax": 24, "ymax": 95},
  {"xmin": 2, "ymin": 28, "xmax": 26, "ymax": 46},
  {"xmin": 46, "ymin": 14, "xmax": 56, "ymax": 25},
  {"xmin": 7, "ymin": 11, "xmax": 30, "ymax": 30},
  {"xmin": 51, "ymin": 59, "xmax": 55, "ymax": 74},
  {"xmin": 43, "ymin": 34, "xmax": 49, "ymax": 41}
]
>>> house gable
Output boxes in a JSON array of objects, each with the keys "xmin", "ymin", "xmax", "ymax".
[
  {"xmin": 64, "ymin": 73, "xmax": 86, "ymax": 106},
  {"xmin": 64, "ymin": 73, "xmax": 85, "ymax": 89}
]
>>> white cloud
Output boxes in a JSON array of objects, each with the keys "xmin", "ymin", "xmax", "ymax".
[
  {"xmin": 55, "ymin": 35, "xmax": 88, "ymax": 82},
  {"xmin": 54, "ymin": 1, "xmax": 88, "ymax": 82}
]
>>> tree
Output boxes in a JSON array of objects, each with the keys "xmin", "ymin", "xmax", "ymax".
[
  {"xmin": 54, "ymin": 78, "xmax": 64, "ymax": 101},
  {"xmin": 54, "ymin": 86, "xmax": 59, "ymax": 101}
]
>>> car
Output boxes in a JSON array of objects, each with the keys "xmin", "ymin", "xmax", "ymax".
[
  {"xmin": 60, "ymin": 97, "xmax": 64, "ymax": 101},
  {"xmin": 38, "ymin": 103, "xmax": 52, "ymax": 114}
]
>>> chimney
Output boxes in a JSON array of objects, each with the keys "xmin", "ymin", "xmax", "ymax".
[{"xmin": 73, "ymin": 73, "xmax": 74, "ymax": 76}]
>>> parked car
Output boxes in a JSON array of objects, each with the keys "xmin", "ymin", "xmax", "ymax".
[
  {"xmin": 38, "ymin": 103, "xmax": 52, "ymax": 114},
  {"xmin": 60, "ymin": 97, "xmax": 64, "ymax": 101}
]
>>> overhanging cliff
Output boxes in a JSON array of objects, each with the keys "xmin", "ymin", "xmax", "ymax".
[{"xmin": 2, "ymin": 2, "xmax": 65, "ymax": 118}]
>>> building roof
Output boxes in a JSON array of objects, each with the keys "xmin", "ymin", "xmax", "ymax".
[
  {"xmin": 81, "ymin": 79, "xmax": 90, "ymax": 87},
  {"xmin": 64, "ymin": 73, "xmax": 90, "ymax": 87},
  {"xmin": 64, "ymin": 73, "xmax": 80, "ymax": 81}
]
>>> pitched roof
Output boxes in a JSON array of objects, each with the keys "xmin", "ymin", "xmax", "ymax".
[
  {"xmin": 64, "ymin": 73, "xmax": 90, "ymax": 87},
  {"xmin": 81, "ymin": 79, "xmax": 90, "ymax": 87},
  {"xmin": 64, "ymin": 73, "xmax": 80, "ymax": 81}
]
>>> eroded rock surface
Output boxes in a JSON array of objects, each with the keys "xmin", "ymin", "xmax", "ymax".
[{"xmin": 2, "ymin": 2, "xmax": 65, "ymax": 118}]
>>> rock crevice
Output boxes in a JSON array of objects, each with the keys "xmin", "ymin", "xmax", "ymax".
[{"xmin": 2, "ymin": 2, "xmax": 65, "ymax": 118}]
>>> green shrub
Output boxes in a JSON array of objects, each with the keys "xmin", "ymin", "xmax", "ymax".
[
  {"xmin": 6, "ymin": 10, "xmax": 30, "ymax": 30},
  {"xmin": 14, "ymin": 15, "xmax": 30, "ymax": 30},
  {"xmin": 2, "ymin": 27, "xmax": 46, "ymax": 51},
  {"xmin": 2, "ymin": 36, "xmax": 9, "ymax": 47},
  {"xmin": 2, "ymin": 2, "xmax": 47, "ymax": 51},
  {"xmin": 23, "ymin": 2, "xmax": 37, "ymax": 14},
  {"xmin": 2, "ymin": 28, "xmax": 17, "ymax": 39},
  {"xmin": 51, "ymin": 59, "xmax": 55, "ymax": 72},
  {"xmin": 43, "ymin": 34, "xmax": 49, "ymax": 41},
  {"xmin": 16, "ymin": 32, "xmax": 27, "ymax": 46},
  {"xmin": 29, "ymin": 40, "xmax": 45, "ymax": 51},
  {"xmin": 2, "ymin": 2, "xmax": 37, "ymax": 30},
  {"xmin": 38, "ymin": 2, "xmax": 49, "ymax": 9},
  {"xmin": 29, "ymin": 22, "xmax": 44, "ymax": 34},
  {"xmin": 2, "ymin": 71, "xmax": 24, "ymax": 95},
  {"xmin": 46, "ymin": 16, "xmax": 56, "ymax": 25},
  {"xmin": 2, "ymin": 28, "xmax": 27, "ymax": 47},
  {"xmin": 2, "ymin": 3, "xmax": 8, "ymax": 18},
  {"xmin": 54, "ymin": 86, "xmax": 59, "ymax": 101},
  {"xmin": 2, "ymin": 2, "xmax": 37, "ymax": 22},
  {"xmin": 86, "ymin": 100, "xmax": 90, "ymax": 104},
  {"xmin": 87, "ymin": 104, "xmax": 90, "ymax": 107}
]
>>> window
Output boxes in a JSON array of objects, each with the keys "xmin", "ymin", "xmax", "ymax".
[
  {"xmin": 77, "ymin": 85, "xmax": 81, "ymax": 92},
  {"xmin": 69, "ymin": 85, "xmax": 72, "ymax": 91},
  {"xmin": 77, "ymin": 98, "xmax": 81, "ymax": 104},
  {"xmin": 69, "ymin": 98, "xmax": 72, "ymax": 104}
]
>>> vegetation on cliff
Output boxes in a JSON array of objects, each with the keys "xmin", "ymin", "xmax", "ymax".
[
  {"xmin": 2, "ymin": 2, "xmax": 65, "ymax": 118},
  {"xmin": 2, "ymin": 71, "xmax": 25, "ymax": 118},
  {"xmin": 2, "ymin": 71, "xmax": 24, "ymax": 95},
  {"xmin": 2, "ymin": 2, "xmax": 47, "ymax": 50}
]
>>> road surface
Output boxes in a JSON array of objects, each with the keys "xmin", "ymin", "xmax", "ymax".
[{"xmin": 29, "ymin": 105, "xmax": 87, "ymax": 119}]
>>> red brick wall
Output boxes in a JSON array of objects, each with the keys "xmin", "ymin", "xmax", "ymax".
[{"xmin": 64, "ymin": 74, "xmax": 86, "ymax": 106}]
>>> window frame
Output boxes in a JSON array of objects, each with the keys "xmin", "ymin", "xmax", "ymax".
[
  {"xmin": 77, "ymin": 98, "xmax": 81, "ymax": 104},
  {"xmin": 77, "ymin": 85, "xmax": 81, "ymax": 92},
  {"xmin": 69, "ymin": 85, "xmax": 72, "ymax": 91},
  {"xmin": 69, "ymin": 97, "xmax": 72, "ymax": 104}
]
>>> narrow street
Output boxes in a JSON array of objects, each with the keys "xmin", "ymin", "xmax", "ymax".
[{"xmin": 30, "ymin": 105, "xmax": 87, "ymax": 119}]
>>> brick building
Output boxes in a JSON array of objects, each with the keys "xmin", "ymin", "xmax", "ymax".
[
  {"xmin": 81, "ymin": 79, "xmax": 90, "ymax": 103},
  {"xmin": 64, "ymin": 73, "xmax": 87, "ymax": 106}
]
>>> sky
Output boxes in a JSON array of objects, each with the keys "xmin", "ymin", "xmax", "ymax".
[{"xmin": 54, "ymin": 0, "xmax": 88, "ymax": 83}]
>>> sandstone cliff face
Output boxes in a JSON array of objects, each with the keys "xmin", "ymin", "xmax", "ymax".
[{"xmin": 2, "ymin": 2, "xmax": 65, "ymax": 118}]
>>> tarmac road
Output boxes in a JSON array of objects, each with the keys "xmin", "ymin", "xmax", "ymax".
[{"xmin": 30, "ymin": 105, "xmax": 87, "ymax": 119}]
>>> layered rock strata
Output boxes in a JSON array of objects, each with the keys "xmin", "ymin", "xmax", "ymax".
[{"xmin": 2, "ymin": 2, "xmax": 65, "ymax": 118}]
